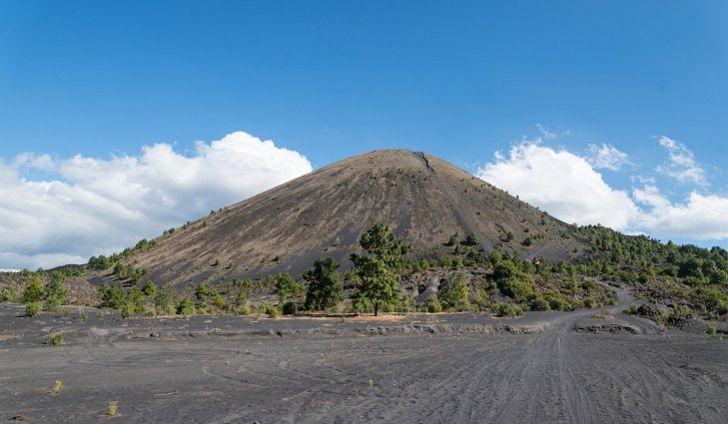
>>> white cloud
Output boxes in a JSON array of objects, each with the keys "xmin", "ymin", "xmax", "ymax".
[
  {"xmin": 475, "ymin": 139, "xmax": 728, "ymax": 244},
  {"xmin": 13, "ymin": 152, "xmax": 55, "ymax": 170},
  {"xmin": 656, "ymin": 136, "xmax": 706, "ymax": 185},
  {"xmin": 634, "ymin": 185, "xmax": 728, "ymax": 240},
  {"xmin": 0, "ymin": 131, "xmax": 312, "ymax": 269},
  {"xmin": 475, "ymin": 142, "xmax": 639, "ymax": 230},
  {"xmin": 586, "ymin": 143, "xmax": 632, "ymax": 171}
]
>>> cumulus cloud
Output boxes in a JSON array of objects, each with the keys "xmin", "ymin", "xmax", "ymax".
[
  {"xmin": 0, "ymin": 131, "xmax": 312, "ymax": 269},
  {"xmin": 475, "ymin": 140, "xmax": 728, "ymax": 243},
  {"xmin": 586, "ymin": 143, "xmax": 632, "ymax": 171},
  {"xmin": 656, "ymin": 136, "xmax": 706, "ymax": 185},
  {"xmin": 634, "ymin": 185, "xmax": 728, "ymax": 240},
  {"xmin": 475, "ymin": 142, "xmax": 639, "ymax": 229}
]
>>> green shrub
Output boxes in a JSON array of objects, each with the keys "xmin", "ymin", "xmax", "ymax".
[
  {"xmin": 233, "ymin": 291, "xmax": 248, "ymax": 309},
  {"xmin": 195, "ymin": 283, "xmax": 217, "ymax": 300},
  {"xmin": 350, "ymin": 295, "xmax": 373, "ymax": 314},
  {"xmin": 493, "ymin": 302, "xmax": 523, "ymax": 317},
  {"xmin": 705, "ymin": 324, "xmax": 717, "ymax": 336},
  {"xmin": 142, "ymin": 281, "xmax": 156, "ymax": 296},
  {"xmin": 153, "ymin": 284, "xmax": 174, "ymax": 309},
  {"xmin": 393, "ymin": 296, "xmax": 415, "ymax": 313},
  {"xmin": 259, "ymin": 302, "xmax": 278, "ymax": 318},
  {"xmin": 176, "ymin": 297, "xmax": 196, "ymax": 316},
  {"xmin": 426, "ymin": 296, "xmax": 443, "ymax": 313},
  {"xmin": 121, "ymin": 302, "xmax": 135, "ymax": 318},
  {"xmin": 544, "ymin": 292, "xmax": 571, "ymax": 311},
  {"xmin": 691, "ymin": 285, "xmax": 728, "ymax": 316},
  {"xmin": 44, "ymin": 332, "xmax": 63, "ymax": 345},
  {"xmin": 530, "ymin": 297, "xmax": 551, "ymax": 311},
  {"xmin": 563, "ymin": 279, "xmax": 581, "ymax": 295},
  {"xmin": 44, "ymin": 278, "xmax": 69, "ymax": 307},
  {"xmin": 438, "ymin": 275, "xmax": 470, "ymax": 311},
  {"xmin": 0, "ymin": 286, "xmax": 17, "ymax": 303},
  {"xmin": 274, "ymin": 273, "xmax": 301, "ymax": 303},
  {"xmin": 213, "ymin": 294, "xmax": 226, "ymax": 310},
  {"xmin": 499, "ymin": 276, "xmax": 535, "ymax": 304},
  {"xmin": 235, "ymin": 305, "xmax": 252, "ymax": 316},
  {"xmin": 98, "ymin": 283, "xmax": 126, "ymax": 309},
  {"xmin": 303, "ymin": 258, "xmax": 343, "ymax": 311},
  {"xmin": 668, "ymin": 305, "xmax": 691, "ymax": 325},
  {"xmin": 25, "ymin": 302, "xmax": 42, "ymax": 317},
  {"xmin": 583, "ymin": 298, "xmax": 597, "ymax": 308},
  {"xmin": 471, "ymin": 287, "xmax": 491, "ymax": 311},
  {"xmin": 22, "ymin": 276, "xmax": 44, "ymax": 304}
]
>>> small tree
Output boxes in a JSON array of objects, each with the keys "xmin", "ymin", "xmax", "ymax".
[
  {"xmin": 303, "ymin": 258, "xmax": 343, "ymax": 311},
  {"xmin": 351, "ymin": 224, "xmax": 408, "ymax": 316},
  {"xmin": 142, "ymin": 281, "xmax": 156, "ymax": 296},
  {"xmin": 352, "ymin": 255, "xmax": 399, "ymax": 316},
  {"xmin": 22, "ymin": 275, "xmax": 44, "ymax": 304},
  {"xmin": 274, "ymin": 273, "xmax": 301, "ymax": 303},
  {"xmin": 356, "ymin": 223, "xmax": 409, "ymax": 269},
  {"xmin": 45, "ymin": 276, "xmax": 69, "ymax": 307},
  {"xmin": 438, "ymin": 275, "xmax": 471, "ymax": 311},
  {"xmin": 98, "ymin": 283, "xmax": 126, "ymax": 309}
]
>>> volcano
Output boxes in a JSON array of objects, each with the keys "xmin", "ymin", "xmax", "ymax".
[{"xmin": 119, "ymin": 149, "xmax": 587, "ymax": 285}]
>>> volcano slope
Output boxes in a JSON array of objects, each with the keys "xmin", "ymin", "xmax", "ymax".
[
  {"xmin": 110, "ymin": 149, "xmax": 586, "ymax": 285},
  {"xmin": 2, "ymin": 286, "xmax": 727, "ymax": 423}
]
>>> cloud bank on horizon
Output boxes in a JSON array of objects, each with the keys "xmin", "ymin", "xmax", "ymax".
[
  {"xmin": 1, "ymin": 129, "xmax": 726, "ymax": 270},
  {"xmin": 0, "ymin": 132, "xmax": 312, "ymax": 270},
  {"xmin": 476, "ymin": 134, "xmax": 728, "ymax": 243}
]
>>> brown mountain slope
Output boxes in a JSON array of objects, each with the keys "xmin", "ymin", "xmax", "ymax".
[{"xmin": 121, "ymin": 149, "xmax": 588, "ymax": 285}]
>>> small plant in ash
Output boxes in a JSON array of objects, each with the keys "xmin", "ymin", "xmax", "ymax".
[
  {"xmin": 52, "ymin": 380, "xmax": 62, "ymax": 393},
  {"xmin": 44, "ymin": 332, "xmax": 63, "ymax": 345},
  {"xmin": 106, "ymin": 400, "xmax": 119, "ymax": 417}
]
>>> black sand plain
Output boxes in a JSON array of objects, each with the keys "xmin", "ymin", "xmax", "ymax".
[{"xmin": 1, "ymin": 289, "xmax": 727, "ymax": 423}]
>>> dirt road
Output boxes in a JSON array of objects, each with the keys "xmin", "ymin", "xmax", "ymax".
[{"xmin": 1, "ymin": 292, "xmax": 726, "ymax": 423}]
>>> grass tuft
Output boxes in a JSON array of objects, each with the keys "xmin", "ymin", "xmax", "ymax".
[
  {"xmin": 106, "ymin": 401, "xmax": 118, "ymax": 418},
  {"xmin": 44, "ymin": 332, "xmax": 63, "ymax": 346}
]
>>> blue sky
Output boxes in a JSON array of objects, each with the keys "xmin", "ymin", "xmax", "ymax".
[{"xmin": 1, "ymin": 1, "xmax": 727, "ymax": 269}]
